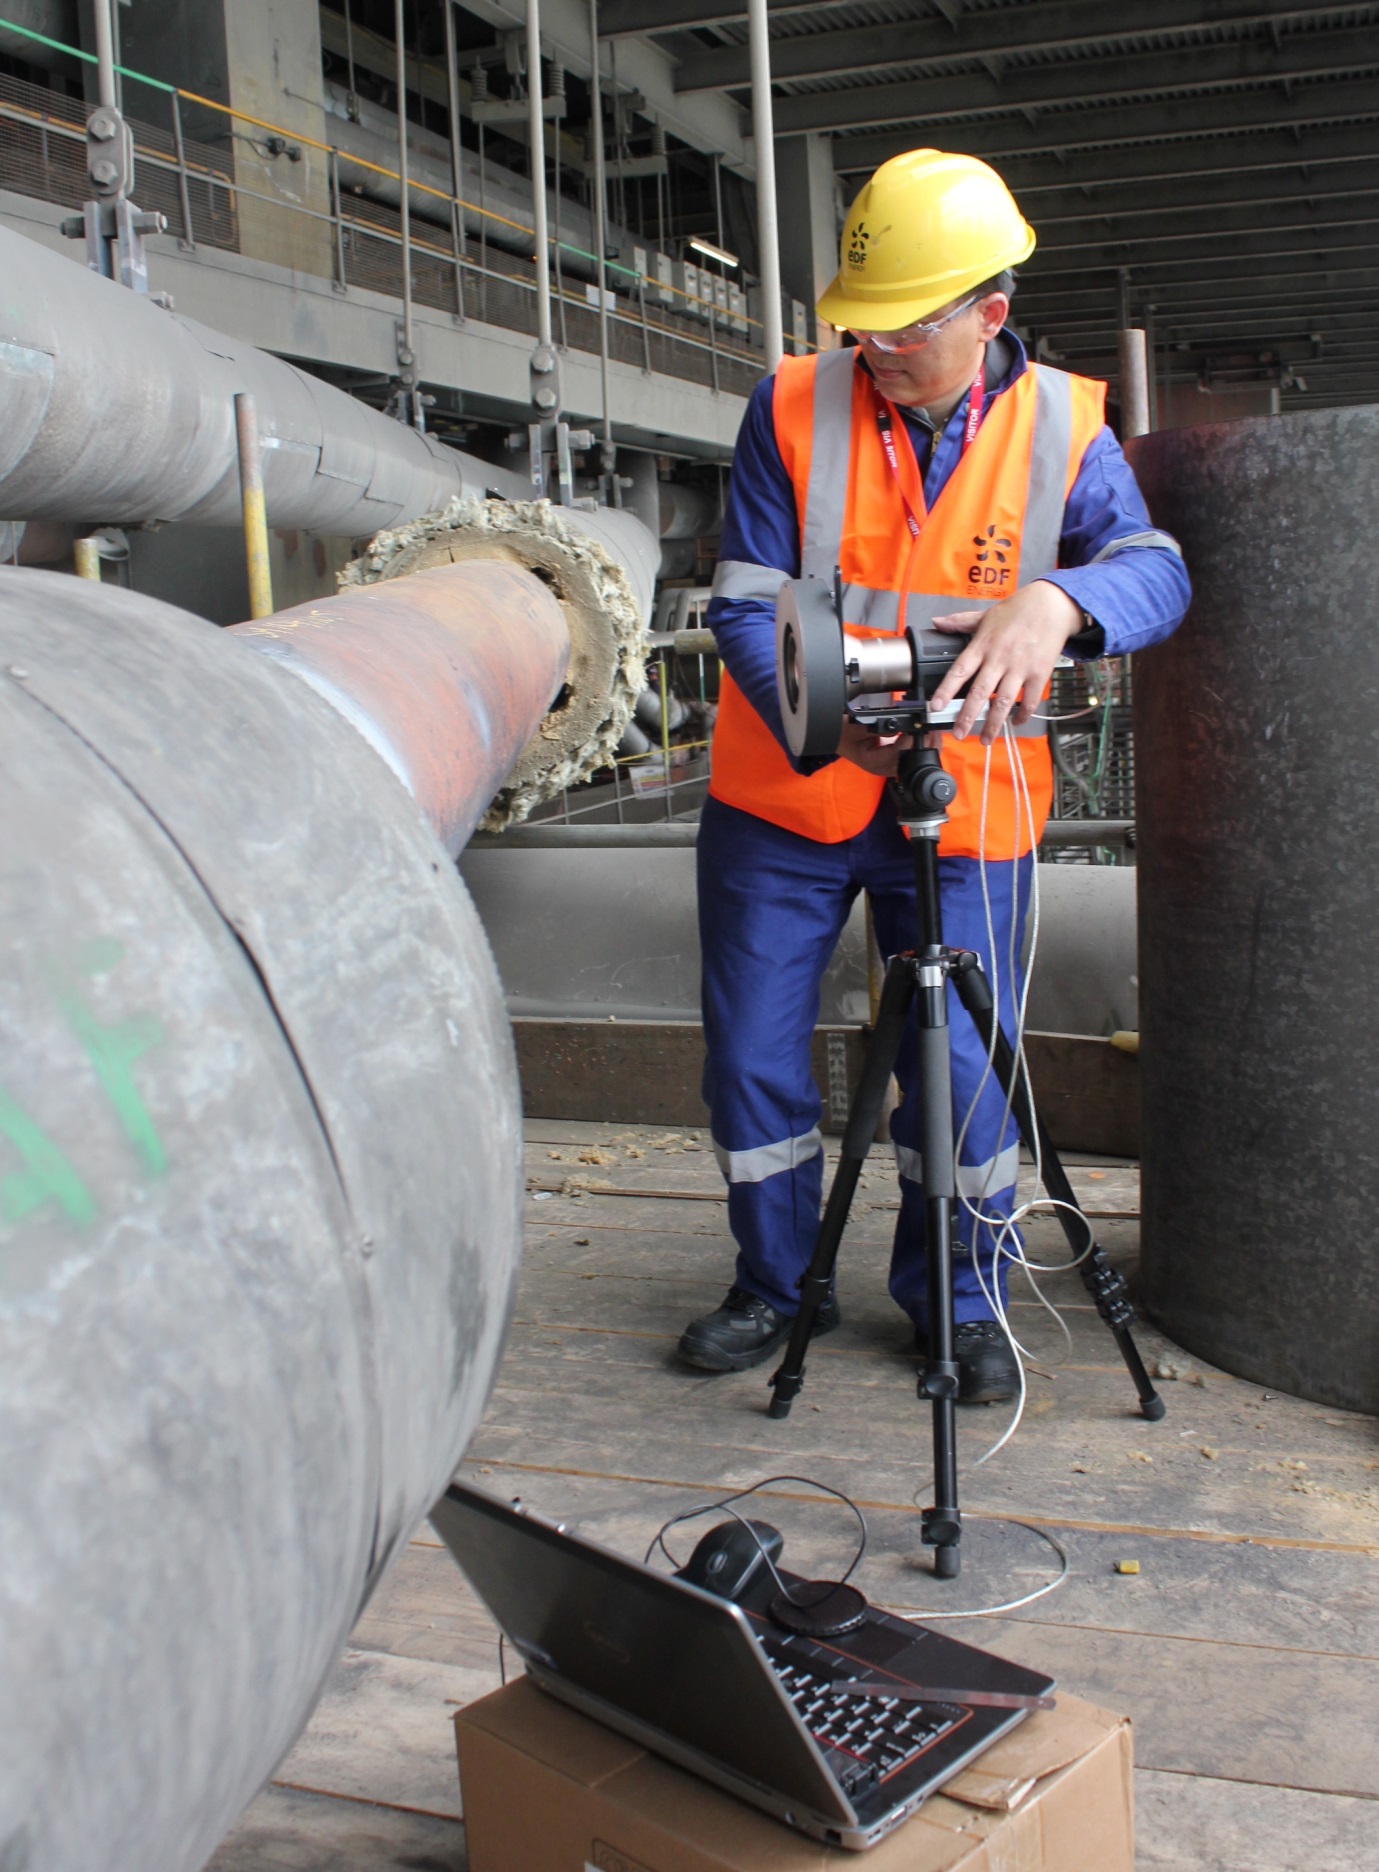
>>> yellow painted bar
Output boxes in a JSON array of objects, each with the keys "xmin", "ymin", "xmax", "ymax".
[
  {"xmin": 73, "ymin": 535, "xmax": 101, "ymax": 581},
  {"xmin": 233, "ymin": 392, "xmax": 274, "ymax": 621}
]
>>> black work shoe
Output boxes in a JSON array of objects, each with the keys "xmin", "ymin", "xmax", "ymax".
[
  {"xmin": 678, "ymin": 1285, "xmax": 841, "ymax": 1373},
  {"xmin": 915, "ymin": 1320, "xmax": 1020, "ymax": 1404}
]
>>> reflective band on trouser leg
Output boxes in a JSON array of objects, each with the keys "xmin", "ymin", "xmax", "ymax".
[
  {"xmin": 713, "ymin": 1128, "xmax": 823, "ymax": 1183},
  {"xmin": 697, "ymin": 796, "xmax": 856, "ymax": 1317},
  {"xmin": 872, "ymin": 851, "xmax": 1035, "ymax": 1328}
]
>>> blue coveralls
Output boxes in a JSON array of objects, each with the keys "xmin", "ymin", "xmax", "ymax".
[{"xmin": 700, "ymin": 332, "xmax": 1191, "ymax": 1328}]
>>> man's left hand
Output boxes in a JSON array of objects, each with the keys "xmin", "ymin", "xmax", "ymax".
[{"xmin": 929, "ymin": 581, "xmax": 1084, "ymax": 745}]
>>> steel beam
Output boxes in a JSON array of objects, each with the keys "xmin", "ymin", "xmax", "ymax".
[
  {"xmin": 830, "ymin": 75, "xmax": 1379, "ymax": 172},
  {"xmin": 771, "ymin": 24, "xmax": 1379, "ymax": 136},
  {"xmin": 1029, "ymin": 207, "xmax": 1379, "ymax": 267},
  {"xmin": 1024, "ymin": 162, "xmax": 1379, "ymax": 231},
  {"xmin": 993, "ymin": 127, "xmax": 1379, "ymax": 199},
  {"xmin": 599, "ymin": 0, "xmax": 831, "ymax": 33},
  {"xmin": 673, "ymin": 0, "xmax": 1367, "ymax": 92}
]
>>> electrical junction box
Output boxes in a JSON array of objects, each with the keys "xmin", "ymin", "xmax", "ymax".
[
  {"xmin": 455, "ymin": 1678, "xmax": 1134, "ymax": 1872},
  {"xmin": 792, "ymin": 298, "xmax": 810, "ymax": 353},
  {"xmin": 679, "ymin": 259, "xmax": 706, "ymax": 319},
  {"xmin": 713, "ymin": 274, "xmax": 730, "ymax": 328},
  {"xmin": 655, "ymin": 252, "xmax": 675, "ymax": 306},
  {"xmin": 585, "ymin": 282, "xmax": 617, "ymax": 313},
  {"xmin": 729, "ymin": 282, "xmax": 748, "ymax": 335}
]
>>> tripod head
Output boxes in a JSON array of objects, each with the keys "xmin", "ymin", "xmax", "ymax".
[{"xmin": 892, "ymin": 742, "xmax": 957, "ymax": 824}]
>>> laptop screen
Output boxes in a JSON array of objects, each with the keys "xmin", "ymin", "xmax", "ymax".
[{"xmin": 431, "ymin": 1481, "xmax": 848, "ymax": 1819}]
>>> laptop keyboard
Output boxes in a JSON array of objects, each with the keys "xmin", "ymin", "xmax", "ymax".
[{"xmin": 770, "ymin": 1658, "xmax": 960, "ymax": 1793}]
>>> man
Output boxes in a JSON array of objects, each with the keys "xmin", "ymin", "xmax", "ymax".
[{"xmin": 678, "ymin": 149, "xmax": 1189, "ymax": 1401}]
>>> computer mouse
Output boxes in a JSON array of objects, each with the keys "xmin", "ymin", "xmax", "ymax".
[{"xmin": 676, "ymin": 1518, "xmax": 784, "ymax": 1602}]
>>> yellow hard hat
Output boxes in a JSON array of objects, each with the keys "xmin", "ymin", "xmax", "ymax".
[{"xmin": 815, "ymin": 149, "xmax": 1036, "ymax": 332}]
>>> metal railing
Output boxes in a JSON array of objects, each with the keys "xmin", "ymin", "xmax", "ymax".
[{"xmin": 0, "ymin": 13, "xmax": 778, "ymax": 401}]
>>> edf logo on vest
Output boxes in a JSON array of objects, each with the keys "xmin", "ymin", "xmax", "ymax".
[{"xmin": 969, "ymin": 524, "xmax": 1013, "ymax": 588}]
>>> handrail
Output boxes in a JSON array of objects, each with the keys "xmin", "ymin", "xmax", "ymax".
[
  {"xmin": 0, "ymin": 93, "xmax": 769, "ymax": 373},
  {"xmin": 0, "ymin": 11, "xmax": 803, "ymax": 347}
]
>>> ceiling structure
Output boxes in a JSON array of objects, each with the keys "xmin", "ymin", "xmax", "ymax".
[{"xmin": 611, "ymin": 0, "xmax": 1379, "ymax": 413}]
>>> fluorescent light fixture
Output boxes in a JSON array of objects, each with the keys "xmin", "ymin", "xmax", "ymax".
[{"xmin": 689, "ymin": 237, "xmax": 738, "ymax": 268}]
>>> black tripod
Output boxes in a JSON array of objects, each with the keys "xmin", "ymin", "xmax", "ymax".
[{"xmin": 767, "ymin": 742, "xmax": 1163, "ymax": 1580}]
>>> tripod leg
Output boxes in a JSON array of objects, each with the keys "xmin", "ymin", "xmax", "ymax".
[
  {"xmin": 913, "ymin": 953, "xmax": 962, "ymax": 1579},
  {"xmin": 951, "ymin": 957, "xmax": 1165, "ymax": 1422},
  {"xmin": 767, "ymin": 956, "xmax": 915, "ymax": 1420}
]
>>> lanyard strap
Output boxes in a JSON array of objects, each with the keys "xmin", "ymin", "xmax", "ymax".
[{"xmin": 874, "ymin": 354, "xmax": 986, "ymax": 542}]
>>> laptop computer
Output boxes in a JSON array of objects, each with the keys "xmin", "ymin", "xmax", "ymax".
[{"xmin": 431, "ymin": 1479, "xmax": 1055, "ymax": 1851}]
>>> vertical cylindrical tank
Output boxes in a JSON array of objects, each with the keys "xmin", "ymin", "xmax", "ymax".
[{"xmin": 1130, "ymin": 408, "xmax": 1379, "ymax": 1414}]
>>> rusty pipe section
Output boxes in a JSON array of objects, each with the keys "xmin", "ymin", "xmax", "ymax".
[{"xmin": 231, "ymin": 559, "xmax": 572, "ymax": 855}]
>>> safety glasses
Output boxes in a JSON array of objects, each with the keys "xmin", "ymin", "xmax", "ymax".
[{"xmin": 849, "ymin": 292, "xmax": 982, "ymax": 355}]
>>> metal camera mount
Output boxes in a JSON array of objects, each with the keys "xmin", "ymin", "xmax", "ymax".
[
  {"xmin": 775, "ymin": 573, "xmax": 974, "ymax": 759},
  {"xmin": 767, "ymin": 572, "xmax": 1164, "ymax": 1581}
]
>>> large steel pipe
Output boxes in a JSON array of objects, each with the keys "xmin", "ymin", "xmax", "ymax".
[
  {"xmin": 0, "ymin": 554, "xmax": 569, "ymax": 1869},
  {"xmin": 0, "ymin": 223, "xmax": 526, "ymax": 531},
  {"xmin": 1130, "ymin": 408, "xmax": 1379, "ymax": 1413}
]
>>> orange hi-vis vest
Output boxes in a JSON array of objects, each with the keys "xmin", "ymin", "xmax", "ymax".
[{"xmin": 709, "ymin": 349, "xmax": 1107, "ymax": 856}]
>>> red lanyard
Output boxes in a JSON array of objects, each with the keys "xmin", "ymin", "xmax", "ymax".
[{"xmin": 874, "ymin": 354, "xmax": 986, "ymax": 541}]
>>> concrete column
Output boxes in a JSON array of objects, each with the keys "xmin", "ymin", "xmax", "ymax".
[
  {"xmin": 121, "ymin": 0, "xmax": 332, "ymax": 277},
  {"xmin": 774, "ymin": 132, "xmax": 841, "ymax": 350}
]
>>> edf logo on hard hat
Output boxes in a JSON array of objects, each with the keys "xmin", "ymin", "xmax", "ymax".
[{"xmin": 847, "ymin": 222, "xmax": 889, "ymax": 269}]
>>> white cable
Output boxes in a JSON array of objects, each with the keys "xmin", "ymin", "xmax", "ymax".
[
  {"xmin": 948, "ymin": 725, "xmax": 1096, "ymax": 1470},
  {"xmin": 891, "ymin": 1514, "xmax": 1070, "ymax": 1619}
]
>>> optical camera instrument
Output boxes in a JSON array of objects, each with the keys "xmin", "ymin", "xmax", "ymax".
[{"xmin": 775, "ymin": 574, "xmax": 978, "ymax": 759}]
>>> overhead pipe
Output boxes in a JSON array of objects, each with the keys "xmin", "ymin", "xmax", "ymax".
[
  {"xmin": 0, "ymin": 224, "xmax": 527, "ymax": 530},
  {"xmin": 0, "ymin": 538, "xmax": 599, "ymax": 1868}
]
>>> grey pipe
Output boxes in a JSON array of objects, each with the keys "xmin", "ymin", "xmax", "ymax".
[
  {"xmin": 0, "ymin": 567, "xmax": 527, "ymax": 1871},
  {"xmin": 468, "ymin": 818, "xmax": 1135, "ymax": 850},
  {"xmin": 0, "ymin": 224, "xmax": 527, "ymax": 528}
]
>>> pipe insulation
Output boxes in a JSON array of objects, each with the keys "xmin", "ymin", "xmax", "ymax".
[
  {"xmin": 1129, "ymin": 407, "xmax": 1379, "ymax": 1414},
  {"xmin": 338, "ymin": 495, "xmax": 655, "ymax": 829},
  {"xmin": 0, "ymin": 546, "xmax": 580, "ymax": 1870},
  {"xmin": 0, "ymin": 223, "xmax": 528, "ymax": 530}
]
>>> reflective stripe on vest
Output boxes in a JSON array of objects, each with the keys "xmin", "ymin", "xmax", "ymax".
[{"xmin": 709, "ymin": 353, "xmax": 1107, "ymax": 853}]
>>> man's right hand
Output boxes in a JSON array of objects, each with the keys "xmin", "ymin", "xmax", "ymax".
[{"xmin": 836, "ymin": 717, "xmax": 914, "ymax": 776}]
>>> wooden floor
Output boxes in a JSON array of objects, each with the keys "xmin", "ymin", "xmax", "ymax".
[{"xmin": 209, "ymin": 1119, "xmax": 1379, "ymax": 1872}]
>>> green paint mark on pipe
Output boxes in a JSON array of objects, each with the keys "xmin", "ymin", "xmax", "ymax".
[
  {"xmin": 0, "ymin": 1083, "xmax": 98, "ymax": 1226},
  {"xmin": 51, "ymin": 938, "xmax": 167, "ymax": 1178}
]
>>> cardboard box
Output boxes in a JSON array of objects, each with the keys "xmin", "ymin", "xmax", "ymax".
[{"xmin": 455, "ymin": 1679, "xmax": 1133, "ymax": 1871}]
